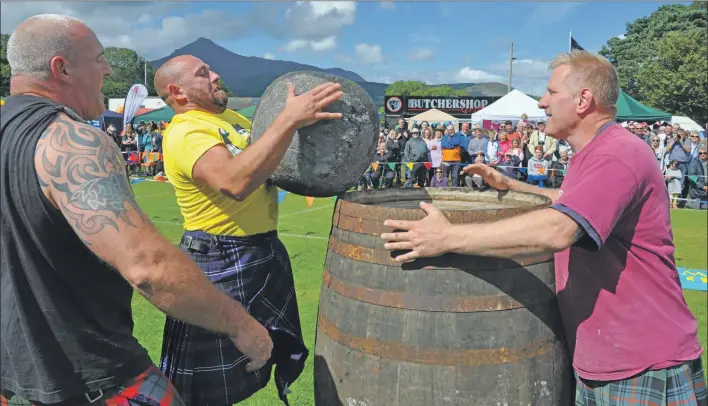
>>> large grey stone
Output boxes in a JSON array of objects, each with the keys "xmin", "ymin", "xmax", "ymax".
[{"xmin": 250, "ymin": 71, "xmax": 379, "ymax": 197}]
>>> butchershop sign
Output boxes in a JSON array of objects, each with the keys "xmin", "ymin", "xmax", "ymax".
[{"xmin": 385, "ymin": 95, "xmax": 499, "ymax": 116}]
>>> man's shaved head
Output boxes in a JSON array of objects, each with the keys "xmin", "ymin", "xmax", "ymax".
[
  {"xmin": 7, "ymin": 14, "xmax": 112, "ymax": 120},
  {"xmin": 154, "ymin": 55, "xmax": 228, "ymax": 114},
  {"xmin": 8, "ymin": 14, "xmax": 86, "ymax": 79},
  {"xmin": 154, "ymin": 55, "xmax": 197, "ymax": 101}
]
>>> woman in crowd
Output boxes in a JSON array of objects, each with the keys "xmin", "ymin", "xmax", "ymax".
[
  {"xmin": 498, "ymin": 131, "xmax": 511, "ymax": 156},
  {"xmin": 121, "ymin": 124, "xmax": 137, "ymax": 153},
  {"xmin": 650, "ymin": 135, "xmax": 667, "ymax": 171},
  {"xmin": 430, "ymin": 166, "xmax": 447, "ymax": 187}
]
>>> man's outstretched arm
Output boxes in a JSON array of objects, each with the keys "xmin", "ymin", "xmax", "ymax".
[{"xmin": 35, "ymin": 115, "xmax": 271, "ymax": 364}]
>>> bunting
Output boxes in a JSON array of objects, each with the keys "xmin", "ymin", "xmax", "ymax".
[{"xmin": 278, "ymin": 190, "xmax": 288, "ymax": 205}]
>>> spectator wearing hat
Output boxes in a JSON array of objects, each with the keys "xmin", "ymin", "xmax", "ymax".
[{"xmin": 403, "ymin": 127, "xmax": 429, "ymax": 187}]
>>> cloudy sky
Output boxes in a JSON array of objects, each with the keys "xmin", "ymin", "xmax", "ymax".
[{"xmin": 1, "ymin": 1, "xmax": 685, "ymax": 96}]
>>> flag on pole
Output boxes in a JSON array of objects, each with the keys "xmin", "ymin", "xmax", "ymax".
[{"xmin": 569, "ymin": 32, "xmax": 585, "ymax": 52}]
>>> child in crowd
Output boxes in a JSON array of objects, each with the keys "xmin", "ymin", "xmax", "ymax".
[{"xmin": 664, "ymin": 160, "xmax": 683, "ymax": 209}]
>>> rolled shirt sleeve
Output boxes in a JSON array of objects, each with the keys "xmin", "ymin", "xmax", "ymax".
[{"xmin": 551, "ymin": 154, "xmax": 639, "ymax": 251}]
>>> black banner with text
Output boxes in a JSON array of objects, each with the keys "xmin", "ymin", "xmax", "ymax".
[{"xmin": 384, "ymin": 95, "xmax": 500, "ymax": 116}]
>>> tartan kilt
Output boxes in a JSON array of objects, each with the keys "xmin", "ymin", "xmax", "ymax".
[
  {"xmin": 575, "ymin": 357, "xmax": 707, "ymax": 406},
  {"xmin": 159, "ymin": 230, "xmax": 308, "ymax": 406}
]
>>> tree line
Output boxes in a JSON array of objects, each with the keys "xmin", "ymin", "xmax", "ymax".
[{"xmin": 1, "ymin": 2, "xmax": 705, "ymax": 123}]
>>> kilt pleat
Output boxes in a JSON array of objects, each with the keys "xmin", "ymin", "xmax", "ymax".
[
  {"xmin": 575, "ymin": 357, "xmax": 707, "ymax": 406},
  {"xmin": 159, "ymin": 230, "xmax": 308, "ymax": 406}
]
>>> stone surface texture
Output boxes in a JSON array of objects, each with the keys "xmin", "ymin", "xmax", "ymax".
[{"xmin": 250, "ymin": 71, "xmax": 379, "ymax": 197}]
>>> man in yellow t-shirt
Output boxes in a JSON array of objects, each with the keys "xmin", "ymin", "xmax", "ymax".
[{"xmin": 154, "ymin": 55, "xmax": 344, "ymax": 405}]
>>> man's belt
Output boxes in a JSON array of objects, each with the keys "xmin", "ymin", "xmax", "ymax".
[{"xmin": 179, "ymin": 235, "xmax": 210, "ymax": 254}]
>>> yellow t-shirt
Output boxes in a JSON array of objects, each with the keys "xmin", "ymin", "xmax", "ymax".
[{"xmin": 162, "ymin": 109, "xmax": 278, "ymax": 237}]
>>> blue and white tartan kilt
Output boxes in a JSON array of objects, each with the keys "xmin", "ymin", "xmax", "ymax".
[
  {"xmin": 159, "ymin": 230, "xmax": 308, "ymax": 406},
  {"xmin": 575, "ymin": 357, "xmax": 707, "ymax": 406}
]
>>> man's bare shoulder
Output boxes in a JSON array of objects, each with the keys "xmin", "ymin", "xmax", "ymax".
[{"xmin": 34, "ymin": 113, "xmax": 145, "ymax": 237}]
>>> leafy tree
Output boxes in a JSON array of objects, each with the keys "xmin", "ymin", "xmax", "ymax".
[
  {"xmin": 599, "ymin": 2, "xmax": 708, "ymax": 123},
  {"xmin": 217, "ymin": 78, "xmax": 234, "ymax": 97},
  {"xmin": 635, "ymin": 29, "xmax": 707, "ymax": 123},
  {"xmin": 385, "ymin": 80, "xmax": 468, "ymax": 97},
  {"xmin": 102, "ymin": 47, "xmax": 157, "ymax": 99},
  {"xmin": 1, "ymin": 34, "xmax": 10, "ymax": 96}
]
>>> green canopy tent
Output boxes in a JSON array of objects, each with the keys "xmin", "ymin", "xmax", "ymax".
[
  {"xmin": 236, "ymin": 105, "xmax": 256, "ymax": 120},
  {"xmin": 132, "ymin": 105, "xmax": 175, "ymax": 123},
  {"xmin": 615, "ymin": 90, "xmax": 671, "ymax": 122}
]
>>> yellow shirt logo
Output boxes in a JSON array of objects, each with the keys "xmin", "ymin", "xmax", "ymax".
[{"xmin": 162, "ymin": 109, "xmax": 277, "ymax": 237}]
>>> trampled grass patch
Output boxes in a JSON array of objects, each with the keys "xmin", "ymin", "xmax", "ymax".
[{"xmin": 130, "ymin": 181, "xmax": 707, "ymax": 405}]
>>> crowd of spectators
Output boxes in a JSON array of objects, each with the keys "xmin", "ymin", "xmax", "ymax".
[
  {"xmin": 107, "ymin": 120, "xmax": 166, "ymax": 176},
  {"xmin": 101, "ymin": 114, "xmax": 707, "ymax": 210},
  {"xmin": 360, "ymin": 116, "xmax": 708, "ymax": 210}
]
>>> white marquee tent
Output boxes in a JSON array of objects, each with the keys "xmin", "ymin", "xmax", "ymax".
[
  {"xmin": 671, "ymin": 116, "xmax": 703, "ymax": 132},
  {"xmin": 470, "ymin": 89, "xmax": 547, "ymax": 123}
]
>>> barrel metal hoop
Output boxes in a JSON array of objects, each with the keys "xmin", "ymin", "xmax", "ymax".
[
  {"xmin": 328, "ymin": 236, "xmax": 554, "ymax": 269},
  {"xmin": 317, "ymin": 313, "xmax": 556, "ymax": 367},
  {"xmin": 322, "ymin": 268, "xmax": 554, "ymax": 312}
]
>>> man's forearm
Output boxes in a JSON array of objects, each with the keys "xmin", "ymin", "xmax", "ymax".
[
  {"xmin": 507, "ymin": 177, "xmax": 560, "ymax": 203},
  {"xmin": 443, "ymin": 208, "xmax": 577, "ymax": 258},
  {"xmin": 227, "ymin": 112, "xmax": 299, "ymax": 199},
  {"xmin": 130, "ymin": 242, "xmax": 257, "ymax": 338}
]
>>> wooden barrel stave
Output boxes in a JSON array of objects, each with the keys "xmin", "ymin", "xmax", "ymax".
[{"xmin": 315, "ymin": 188, "xmax": 572, "ymax": 406}]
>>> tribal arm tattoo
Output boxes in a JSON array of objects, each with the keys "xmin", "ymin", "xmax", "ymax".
[{"xmin": 35, "ymin": 115, "xmax": 148, "ymax": 246}]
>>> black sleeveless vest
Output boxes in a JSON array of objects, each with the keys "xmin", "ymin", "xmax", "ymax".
[{"xmin": 1, "ymin": 95, "xmax": 151, "ymax": 404}]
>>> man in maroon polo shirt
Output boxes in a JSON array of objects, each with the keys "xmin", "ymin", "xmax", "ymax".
[{"xmin": 380, "ymin": 50, "xmax": 706, "ymax": 405}]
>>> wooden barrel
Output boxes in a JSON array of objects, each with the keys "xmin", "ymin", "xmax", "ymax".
[{"xmin": 314, "ymin": 187, "xmax": 573, "ymax": 406}]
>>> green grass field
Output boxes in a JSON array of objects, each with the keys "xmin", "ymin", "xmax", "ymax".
[{"xmin": 130, "ymin": 181, "xmax": 707, "ymax": 406}]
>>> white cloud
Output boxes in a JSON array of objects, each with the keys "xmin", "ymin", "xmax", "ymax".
[
  {"xmin": 355, "ymin": 43, "xmax": 383, "ymax": 66},
  {"xmin": 616, "ymin": 34, "xmax": 626, "ymax": 40},
  {"xmin": 455, "ymin": 67, "xmax": 504, "ymax": 83},
  {"xmin": 380, "ymin": 1, "xmax": 396, "ymax": 10},
  {"xmin": 263, "ymin": 52, "xmax": 276, "ymax": 60},
  {"xmin": 0, "ymin": 2, "xmax": 247, "ymax": 60},
  {"xmin": 281, "ymin": 40, "xmax": 308, "ymax": 52},
  {"xmin": 486, "ymin": 58, "xmax": 552, "ymax": 96},
  {"xmin": 281, "ymin": 1, "xmax": 356, "ymax": 41},
  {"xmin": 409, "ymin": 48, "xmax": 434, "ymax": 61},
  {"xmin": 310, "ymin": 36, "xmax": 337, "ymax": 51},
  {"xmin": 281, "ymin": 36, "xmax": 337, "ymax": 53}
]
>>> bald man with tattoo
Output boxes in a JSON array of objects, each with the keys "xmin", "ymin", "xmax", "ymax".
[{"xmin": 0, "ymin": 14, "xmax": 271, "ymax": 406}]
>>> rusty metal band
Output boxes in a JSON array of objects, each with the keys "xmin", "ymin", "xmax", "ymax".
[
  {"xmin": 317, "ymin": 313, "xmax": 556, "ymax": 366},
  {"xmin": 323, "ymin": 269, "xmax": 553, "ymax": 312},
  {"xmin": 328, "ymin": 236, "xmax": 554, "ymax": 268},
  {"xmin": 335, "ymin": 197, "xmax": 549, "ymax": 229}
]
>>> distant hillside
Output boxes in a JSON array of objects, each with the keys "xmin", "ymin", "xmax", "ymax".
[{"xmin": 151, "ymin": 38, "xmax": 509, "ymax": 103}]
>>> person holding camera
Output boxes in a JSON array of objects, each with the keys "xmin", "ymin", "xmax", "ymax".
[{"xmin": 528, "ymin": 121, "xmax": 558, "ymax": 161}]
